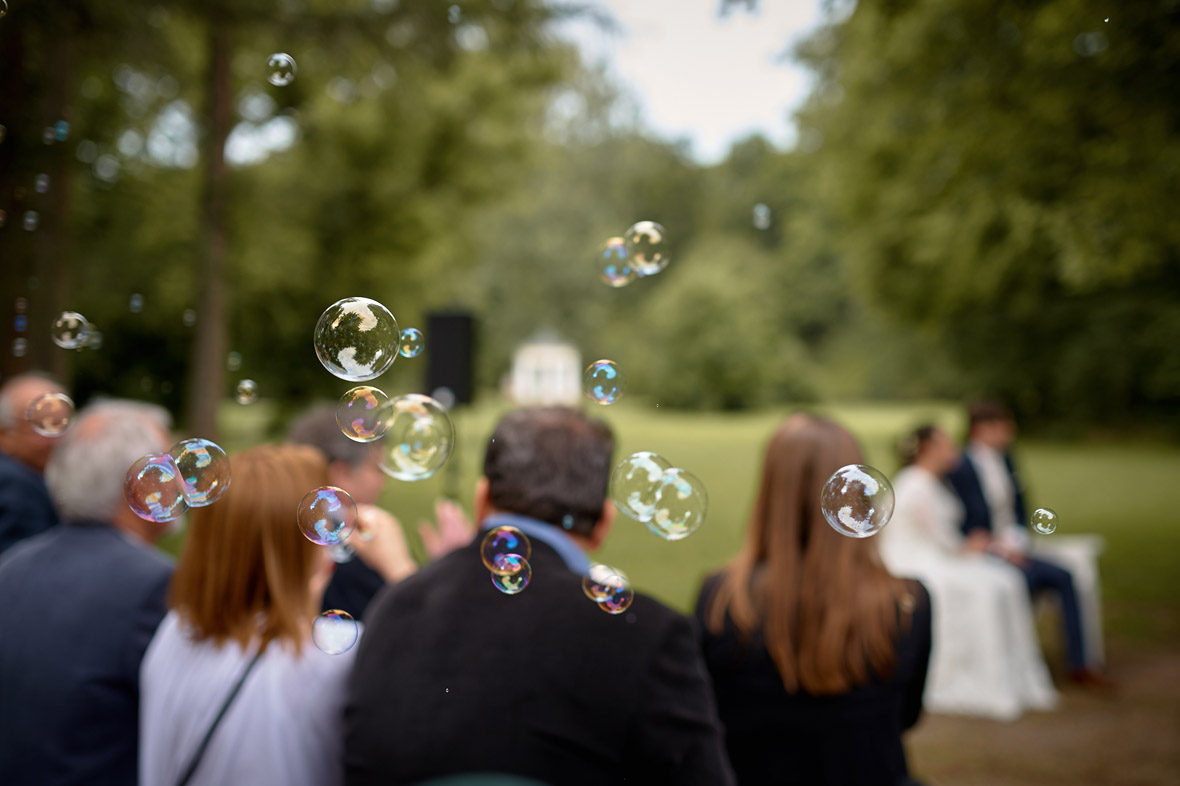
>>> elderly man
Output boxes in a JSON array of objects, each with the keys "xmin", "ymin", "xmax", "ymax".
[
  {"xmin": 0, "ymin": 373, "xmax": 66, "ymax": 554},
  {"xmin": 0, "ymin": 399, "xmax": 175, "ymax": 786}
]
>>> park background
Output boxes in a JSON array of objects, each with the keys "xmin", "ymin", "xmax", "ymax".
[{"xmin": 1, "ymin": 0, "xmax": 1178, "ymax": 783}]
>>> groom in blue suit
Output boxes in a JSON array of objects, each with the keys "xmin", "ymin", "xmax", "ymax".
[{"xmin": 947, "ymin": 401, "xmax": 1105, "ymax": 686}]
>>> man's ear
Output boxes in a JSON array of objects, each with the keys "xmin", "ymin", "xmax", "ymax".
[
  {"xmin": 474, "ymin": 476, "xmax": 492, "ymax": 525},
  {"xmin": 585, "ymin": 499, "xmax": 616, "ymax": 551}
]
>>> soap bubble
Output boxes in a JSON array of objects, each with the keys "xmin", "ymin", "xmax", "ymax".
[
  {"xmin": 22, "ymin": 211, "xmax": 38, "ymax": 231},
  {"xmin": 753, "ymin": 203, "xmax": 771, "ymax": 230},
  {"xmin": 313, "ymin": 297, "xmax": 399, "ymax": 381},
  {"xmin": 399, "ymin": 327, "xmax": 424, "ymax": 358},
  {"xmin": 598, "ymin": 237, "xmax": 635, "ymax": 288},
  {"xmin": 646, "ymin": 467, "xmax": 708, "ymax": 541},
  {"xmin": 34, "ymin": 174, "xmax": 50, "ymax": 194},
  {"xmin": 183, "ymin": 309, "xmax": 197, "ymax": 327},
  {"xmin": 25, "ymin": 392, "xmax": 74, "ymax": 437},
  {"xmin": 375, "ymin": 394, "xmax": 455, "ymax": 481},
  {"xmin": 623, "ymin": 221, "xmax": 669, "ymax": 277},
  {"xmin": 169, "ymin": 438, "xmax": 231, "ymax": 507},
  {"xmin": 480, "ymin": 526, "xmax": 532, "ymax": 573},
  {"xmin": 489, "ymin": 554, "xmax": 531, "ymax": 595},
  {"xmin": 235, "ymin": 379, "xmax": 258, "ymax": 405},
  {"xmin": 266, "ymin": 53, "xmax": 297, "ymax": 86},
  {"xmin": 1031, "ymin": 507, "xmax": 1059, "ymax": 535},
  {"xmin": 297, "ymin": 486, "xmax": 357, "ymax": 545},
  {"xmin": 820, "ymin": 464, "xmax": 895, "ymax": 538},
  {"xmin": 610, "ymin": 451, "xmax": 671, "ymax": 522},
  {"xmin": 12, "ymin": 338, "xmax": 27, "ymax": 357},
  {"xmin": 226, "ymin": 351, "xmax": 242, "ymax": 372},
  {"xmin": 584, "ymin": 359, "xmax": 623, "ymax": 405},
  {"xmin": 129, "ymin": 293, "xmax": 144, "ymax": 313},
  {"xmin": 336, "ymin": 385, "xmax": 390, "ymax": 442},
  {"xmin": 51, "ymin": 311, "xmax": 92, "ymax": 349},
  {"xmin": 582, "ymin": 563, "xmax": 627, "ymax": 602},
  {"xmin": 124, "ymin": 453, "xmax": 189, "ymax": 523},
  {"xmin": 312, "ymin": 610, "xmax": 358, "ymax": 655}
]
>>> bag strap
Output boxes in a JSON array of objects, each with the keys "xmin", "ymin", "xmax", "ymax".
[{"xmin": 174, "ymin": 649, "xmax": 264, "ymax": 786}]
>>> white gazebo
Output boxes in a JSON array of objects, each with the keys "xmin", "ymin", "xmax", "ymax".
[{"xmin": 507, "ymin": 330, "xmax": 582, "ymax": 406}]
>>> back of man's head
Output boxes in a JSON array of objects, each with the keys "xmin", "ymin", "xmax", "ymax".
[
  {"xmin": 45, "ymin": 399, "xmax": 172, "ymax": 524},
  {"xmin": 483, "ymin": 407, "xmax": 614, "ymax": 536},
  {"xmin": 0, "ymin": 372, "xmax": 66, "ymax": 472},
  {"xmin": 287, "ymin": 403, "xmax": 373, "ymax": 468}
]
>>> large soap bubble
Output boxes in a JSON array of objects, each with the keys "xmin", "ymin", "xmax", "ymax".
[
  {"xmin": 375, "ymin": 394, "xmax": 455, "ymax": 481},
  {"xmin": 51, "ymin": 311, "xmax": 92, "ymax": 350},
  {"xmin": 124, "ymin": 453, "xmax": 189, "ymax": 523},
  {"xmin": 312, "ymin": 610, "xmax": 358, "ymax": 655},
  {"xmin": 610, "ymin": 451, "xmax": 672, "ymax": 522},
  {"xmin": 646, "ymin": 468, "xmax": 708, "ymax": 541},
  {"xmin": 297, "ymin": 486, "xmax": 358, "ymax": 546},
  {"xmin": 313, "ymin": 297, "xmax": 400, "ymax": 382},
  {"xmin": 169, "ymin": 438, "xmax": 231, "ymax": 507},
  {"xmin": 336, "ymin": 385, "xmax": 390, "ymax": 443},
  {"xmin": 623, "ymin": 221, "xmax": 669, "ymax": 277},
  {"xmin": 820, "ymin": 464, "xmax": 895, "ymax": 538},
  {"xmin": 25, "ymin": 392, "xmax": 74, "ymax": 437}
]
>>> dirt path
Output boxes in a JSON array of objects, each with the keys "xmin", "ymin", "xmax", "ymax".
[{"xmin": 906, "ymin": 644, "xmax": 1180, "ymax": 785}]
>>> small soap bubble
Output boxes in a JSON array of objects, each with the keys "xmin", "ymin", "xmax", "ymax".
[
  {"xmin": 597, "ymin": 574, "xmax": 635, "ymax": 615},
  {"xmin": 12, "ymin": 337, "xmax": 27, "ymax": 357},
  {"xmin": 448, "ymin": 4, "xmax": 462, "ymax": 24},
  {"xmin": 1031, "ymin": 507, "xmax": 1059, "ymax": 535},
  {"xmin": 55, "ymin": 120, "xmax": 70, "ymax": 141},
  {"xmin": 266, "ymin": 53, "xmax": 297, "ymax": 86},
  {"xmin": 598, "ymin": 237, "xmax": 635, "ymax": 288},
  {"xmin": 336, "ymin": 385, "xmax": 390, "ymax": 442},
  {"xmin": 169, "ymin": 438, "xmax": 231, "ymax": 507},
  {"xmin": 375, "ymin": 394, "xmax": 455, "ymax": 481},
  {"xmin": 582, "ymin": 563, "xmax": 627, "ymax": 602},
  {"xmin": 610, "ymin": 451, "xmax": 672, "ymax": 522},
  {"xmin": 226, "ymin": 351, "xmax": 243, "ymax": 372},
  {"xmin": 14, "ymin": 314, "xmax": 26, "ymax": 332},
  {"xmin": 34, "ymin": 174, "xmax": 50, "ymax": 194},
  {"xmin": 297, "ymin": 486, "xmax": 358, "ymax": 545},
  {"xmin": 312, "ymin": 610, "xmax": 359, "ymax": 655},
  {"xmin": 25, "ymin": 392, "xmax": 74, "ymax": 437},
  {"xmin": 124, "ymin": 453, "xmax": 189, "ymax": 523},
  {"xmin": 235, "ymin": 379, "xmax": 258, "ymax": 405},
  {"xmin": 646, "ymin": 467, "xmax": 708, "ymax": 541},
  {"xmin": 820, "ymin": 464, "xmax": 895, "ymax": 538},
  {"xmin": 490, "ymin": 554, "xmax": 531, "ymax": 595},
  {"xmin": 328, "ymin": 542, "xmax": 356, "ymax": 564},
  {"xmin": 51, "ymin": 311, "xmax": 92, "ymax": 349},
  {"xmin": 623, "ymin": 221, "xmax": 669, "ymax": 277},
  {"xmin": 584, "ymin": 360, "xmax": 623, "ymax": 405},
  {"xmin": 314, "ymin": 297, "xmax": 400, "ymax": 381},
  {"xmin": 398, "ymin": 327, "xmax": 424, "ymax": 358},
  {"xmin": 42, "ymin": 127, "xmax": 55, "ymax": 145},
  {"xmin": 129, "ymin": 293, "xmax": 144, "ymax": 313},
  {"xmin": 15, "ymin": 297, "xmax": 27, "ymax": 312},
  {"xmin": 22, "ymin": 211, "xmax": 39, "ymax": 231},
  {"xmin": 480, "ymin": 526, "xmax": 532, "ymax": 573},
  {"xmin": 753, "ymin": 203, "xmax": 771, "ymax": 230},
  {"xmin": 183, "ymin": 309, "xmax": 197, "ymax": 327}
]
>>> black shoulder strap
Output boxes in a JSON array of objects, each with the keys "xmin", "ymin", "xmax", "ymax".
[{"xmin": 174, "ymin": 649, "xmax": 264, "ymax": 786}]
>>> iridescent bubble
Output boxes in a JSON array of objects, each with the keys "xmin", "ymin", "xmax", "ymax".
[
  {"xmin": 646, "ymin": 467, "xmax": 708, "ymax": 541},
  {"xmin": 314, "ymin": 297, "xmax": 400, "ymax": 382},
  {"xmin": 266, "ymin": 53, "xmax": 297, "ymax": 87},
  {"xmin": 55, "ymin": 120, "xmax": 69, "ymax": 141},
  {"xmin": 129, "ymin": 293, "xmax": 144, "ymax": 313},
  {"xmin": 312, "ymin": 610, "xmax": 359, "ymax": 655},
  {"xmin": 1031, "ymin": 507, "xmax": 1059, "ymax": 535},
  {"xmin": 375, "ymin": 394, "xmax": 455, "ymax": 481},
  {"xmin": 584, "ymin": 360, "xmax": 623, "ymax": 405},
  {"xmin": 14, "ymin": 314, "xmax": 26, "ymax": 331},
  {"xmin": 183, "ymin": 309, "xmax": 197, "ymax": 327},
  {"xmin": 480, "ymin": 526, "xmax": 532, "ymax": 573},
  {"xmin": 42, "ymin": 127, "xmax": 55, "ymax": 145},
  {"xmin": 582, "ymin": 562, "xmax": 627, "ymax": 602},
  {"xmin": 12, "ymin": 338, "xmax": 27, "ymax": 357},
  {"xmin": 598, "ymin": 237, "xmax": 635, "ymax": 288},
  {"xmin": 51, "ymin": 311, "xmax": 92, "ymax": 349},
  {"xmin": 34, "ymin": 174, "xmax": 50, "ymax": 194},
  {"xmin": 124, "ymin": 453, "xmax": 189, "ymax": 523},
  {"xmin": 22, "ymin": 211, "xmax": 38, "ymax": 232},
  {"xmin": 753, "ymin": 203, "xmax": 771, "ymax": 230},
  {"xmin": 226, "ymin": 351, "xmax": 243, "ymax": 372},
  {"xmin": 399, "ymin": 327, "xmax": 424, "ymax": 358},
  {"xmin": 610, "ymin": 451, "xmax": 672, "ymax": 522},
  {"xmin": 490, "ymin": 554, "xmax": 531, "ymax": 595},
  {"xmin": 448, "ymin": 4, "xmax": 462, "ymax": 24},
  {"xmin": 820, "ymin": 464, "xmax": 895, "ymax": 538},
  {"xmin": 297, "ymin": 486, "xmax": 358, "ymax": 545},
  {"xmin": 235, "ymin": 379, "xmax": 258, "ymax": 405},
  {"xmin": 596, "ymin": 571, "xmax": 635, "ymax": 615},
  {"xmin": 336, "ymin": 385, "xmax": 390, "ymax": 442},
  {"xmin": 169, "ymin": 438, "xmax": 231, "ymax": 507},
  {"xmin": 25, "ymin": 392, "xmax": 74, "ymax": 437},
  {"xmin": 623, "ymin": 221, "xmax": 669, "ymax": 277}
]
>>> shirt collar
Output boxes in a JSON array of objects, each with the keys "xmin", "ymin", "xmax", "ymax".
[{"xmin": 480, "ymin": 513, "xmax": 590, "ymax": 576}]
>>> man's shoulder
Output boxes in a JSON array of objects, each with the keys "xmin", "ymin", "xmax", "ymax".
[{"xmin": 1, "ymin": 524, "xmax": 171, "ymax": 588}]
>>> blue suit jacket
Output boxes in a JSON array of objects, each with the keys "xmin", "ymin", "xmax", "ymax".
[
  {"xmin": 0, "ymin": 522, "xmax": 173, "ymax": 786},
  {"xmin": 0, "ymin": 452, "xmax": 59, "ymax": 556},
  {"xmin": 945, "ymin": 450, "xmax": 1028, "ymax": 536}
]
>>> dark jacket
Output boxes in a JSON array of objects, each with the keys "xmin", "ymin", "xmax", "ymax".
[
  {"xmin": 0, "ymin": 522, "xmax": 173, "ymax": 786},
  {"xmin": 0, "ymin": 452, "xmax": 58, "ymax": 556},
  {"xmin": 345, "ymin": 538, "xmax": 736, "ymax": 786},
  {"xmin": 945, "ymin": 449, "xmax": 1027, "ymax": 536}
]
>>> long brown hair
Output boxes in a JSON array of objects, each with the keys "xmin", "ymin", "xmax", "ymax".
[
  {"xmin": 705, "ymin": 414, "xmax": 909, "ymax": 695},
  {"xmin": 169, "ymin": 443, "xmax": 328, "ymax": 654}
]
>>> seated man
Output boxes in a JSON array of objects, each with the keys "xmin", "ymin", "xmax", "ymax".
[
  {"xmin": 947, "ymin": 400, "xmax": 1106, "ymax": 684},
  {"xmin": 345, "ymin": 407, "xmax": 735, "ymax": 786},
  {"xmin": 0, "ymin": 400, "xmax": 176, "ymax": 785},
  {"xmin": 0, "ymin": 373, "xmax": 65, "ymax": 555}
]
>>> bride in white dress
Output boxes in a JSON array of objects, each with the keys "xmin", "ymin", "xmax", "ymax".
[{"xmin": 880, "ymin": 425, "xmax": 1058, "ymax": 720}]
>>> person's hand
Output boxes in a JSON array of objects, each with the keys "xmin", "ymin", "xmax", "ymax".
[
  {"xmin": 350, "ymin": 504, "xmax": 418, "ymax": 583},
  {"xmin": 964, "ymin": 529, "xmax": 991, "ymax": 554},
  {"xmin": 418, "ymin": 499, "xmax": 475, "ymax": 561}
]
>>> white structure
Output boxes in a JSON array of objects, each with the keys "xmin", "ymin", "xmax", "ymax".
[{"xmin": 508, "ymin": 331, "xmax": 582, "ymax": 406}]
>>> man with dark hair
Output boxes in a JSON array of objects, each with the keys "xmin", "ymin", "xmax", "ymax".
[
  {"xmin": 345, "ymin": 407, "xmax": 735, "ymax": 786},
  {"xmin": 947, "ymin": 401, "xmax": 1106, "ymax": 685}
]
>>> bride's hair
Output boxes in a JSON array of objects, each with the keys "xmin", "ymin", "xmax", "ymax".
[{"xmin": 898, "ymin": 424, "xmax": 938, "ymax": 467}]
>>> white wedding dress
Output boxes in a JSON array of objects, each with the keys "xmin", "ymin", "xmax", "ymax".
[{"xmin": 880, "ymin": 466, "xmax": 1058, "ymax": 720}]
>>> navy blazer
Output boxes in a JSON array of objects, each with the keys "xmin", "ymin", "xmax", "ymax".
[
  {"xmin": 0, "ymin": 452, "xmax": 59, "ymax": 556},
  {"xmin": 0, "ymin": 522, "xmax": 173, "ymax": 786},
  {"xmin": 945, "ymin": 449, "xmax": 1027, "ymax": 536}
]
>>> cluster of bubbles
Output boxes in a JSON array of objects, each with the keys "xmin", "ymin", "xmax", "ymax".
[
  {"xmin": 1032, "ymin": 507, "xmax": 1059, "ymax": 535},
  {"xmin": 481, "ymin": 526, "xmax": 532, "ymax": 595},
  {"xmin": 25, "ymin": 392, "xmax": 74, "ymax": 437},
  {"xmin": 596, "ymin": 221, "xmax": 670, "ymax": 287},
  {"xmin": 296, "ymin": 485, "xmax": 357, "ymax": 545},
  {"xmin": 312, "ymin": 609, "xmax": 358, "ymax": 655},
  {"xmin": 123, "ymin": 438, "xmax": 231, "ymax": 523},
  {"xmin": 611, "ymin": 452, "xmax": 708, "ymax": 541},
  {"xmin": 235, "ymin": 379, "xmax": 258, "ymax": 405},
  {"xmin": 582, "ymin": 563, "xmax": 635, "ymax": 615},
  {"xmin": 583, "ymin": 359, "xmax": 623, "ymax": 405},
  {"xmin": 819, "ymin": 464, "xmax": 895, "ymax": 538},
  {"xmin": 267, "ymin": 53, "xmax": 297, "ymax": 87}
]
